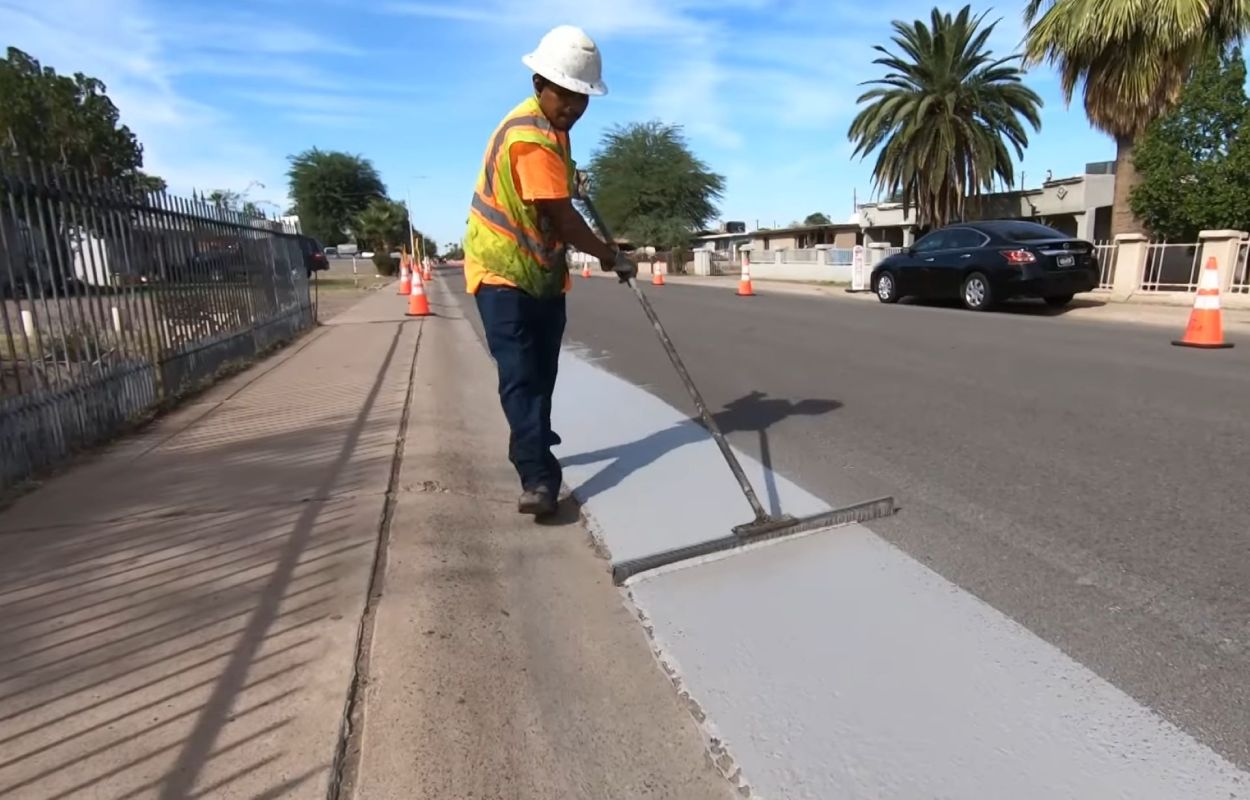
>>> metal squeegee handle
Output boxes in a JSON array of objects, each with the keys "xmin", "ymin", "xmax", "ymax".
[{"xmin": 576, "ymin": 196, "xmax": 770, "ymax": 523}]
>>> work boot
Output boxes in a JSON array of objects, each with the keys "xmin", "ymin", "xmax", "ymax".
[{"xmin": 518, "ymin": 485, "xmax": 557, "ymax": 518}]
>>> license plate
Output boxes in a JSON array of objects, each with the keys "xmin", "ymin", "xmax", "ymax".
[{"xmin": 1058, "ymin": 255, "xmax": 1076, "ymax": 267}]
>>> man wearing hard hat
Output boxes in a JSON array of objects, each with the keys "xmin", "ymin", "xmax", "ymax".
[{"xmin": 464, "ymin": 25, "xmax": 637, "ymax": 518}]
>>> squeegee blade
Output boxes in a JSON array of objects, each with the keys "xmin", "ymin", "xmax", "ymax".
[{"xmin": 611, "ymin": 496, "xmax": 897, "ymax": 585}]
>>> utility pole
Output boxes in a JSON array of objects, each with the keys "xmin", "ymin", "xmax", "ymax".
[{"xmin": 406, "ymin": 175, "xmax": 429, "ymax": 267}]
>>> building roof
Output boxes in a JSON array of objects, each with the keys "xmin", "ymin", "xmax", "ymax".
[{"xmin": 751, "ymin": 221, "xmax": 860, "ymax": 237}]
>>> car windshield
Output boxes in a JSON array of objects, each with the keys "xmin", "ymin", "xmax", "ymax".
[{"xmin": 995, "ymin": 221, "xmax": 1067, "ymax": 241}]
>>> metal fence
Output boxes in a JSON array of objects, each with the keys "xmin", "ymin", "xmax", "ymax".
[
  {"xmin": 1093, "ymin": 240, "xmax": 1117, "ymax": 290},
  {"xmin": 781, "ymin": 248, "xmax": 820, "ymax": 263},
  {"xmin": 1233, "ymin": 241, "xmax": 1250, "ymax": 295},
  {"xmin": 0, "ymin": 156, "xmax": 314, "ymax": 491},
  {"xmin": 1140, "ymin": 242, "xmax": 1202, "ymax": 292}
]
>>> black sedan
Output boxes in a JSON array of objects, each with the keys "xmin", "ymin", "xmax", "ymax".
[{"xmin": 871, "ymin": 220, "xmax": 1100, "ymax": 311}]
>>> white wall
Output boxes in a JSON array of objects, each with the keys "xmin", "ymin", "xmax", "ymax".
[{"xmin": 747, "ymin": 262, "xmax": 852, "ymax": 283}]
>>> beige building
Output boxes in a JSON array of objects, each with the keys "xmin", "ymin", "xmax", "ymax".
[
  {"xmin": 856, "ymin": 162, "xmax": 1116, "ymax": 246},
  {"xmin": 690, "ymin": 161, "xmax": 1117, "ymax": 265}
]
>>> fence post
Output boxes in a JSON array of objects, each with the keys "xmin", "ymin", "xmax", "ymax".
[
  {"xmin": 816, "ymin": 248, "xmax": 829, "ymax": 266},
  {"xmin": 1197, "ymin": 230, "xmax": 1247, "ymax": 292},
  {"xmin": 868, "ymin": 243, "xmax": 888, "ymax": 269},
  {"xmin": 694, "ymin": 250, "xmax": 711, "ymax": 276},
  {"xmin": 774, "ymin": 250, "xmax": 783, "ymax": 265},
  {"xmin": 1111, "ymin": 233, "xmax": 1148, "ymax": 301}
]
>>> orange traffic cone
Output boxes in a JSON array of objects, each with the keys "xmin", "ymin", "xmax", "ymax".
[
  {"xmin": 652, "ymin": 262, "xmax": 665, "ymax": 286},
  {"xmin": 737, "ymin": 252, "xmax": 755, "ymax": 297},
  {"xmin": 423, "ymin": 258, "xmax": 434, "ymax": 282},
  {"xmin": 398, "ymin": 258, "xmax": 411, "ymax": 295},
  {"xmin": 1173, "ymin": 257, "xmax": 1233, "ymax": 348},
  {"xmin": 582, "ymin": 261, "xmax": 592, "ymax": 279},
  {"xmin": 405, "ymin": 268, "xmax": 431, "ymax": 317}
]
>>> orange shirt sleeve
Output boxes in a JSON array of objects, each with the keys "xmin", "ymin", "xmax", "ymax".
[{"xmin": 511, "ymin": 141, "xmax": 570, "ymax": 201}]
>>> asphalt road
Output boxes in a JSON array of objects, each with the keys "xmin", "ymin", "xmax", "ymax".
[{"xmin": 451, "ymin": 273, "xmax": 1250, "ymax": 771}]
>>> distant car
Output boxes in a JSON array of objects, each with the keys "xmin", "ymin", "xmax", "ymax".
[
  {"xmin": 871, "ymin": 220, "xmax": 1100, "ymax": 311},
  {"xmin": 324, "ymin": 245, "xmax": 338, "ymax": 257},
  {"xmin": 297, "ymin": 235, "xmax": 329, "ymax": 275}
]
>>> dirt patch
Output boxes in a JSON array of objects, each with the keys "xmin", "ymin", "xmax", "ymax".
[{"xmin": 312, "ymin": 276, "xmax": 395, "ymax": 322}]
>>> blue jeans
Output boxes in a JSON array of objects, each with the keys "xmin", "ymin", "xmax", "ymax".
[{"xmin": 474, "ymin": 285, "xmax": 566, "ymax": 494}]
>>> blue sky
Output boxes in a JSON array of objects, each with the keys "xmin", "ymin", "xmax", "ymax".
[{"xmin": 0, "ymin": 0, "xmax": 1114, "ymax": 247}]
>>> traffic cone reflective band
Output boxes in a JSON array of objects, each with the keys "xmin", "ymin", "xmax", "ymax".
[
  {"xmin": 1173, "ymin": 257, "xmax": 1233, "ymax": 349},
  {"xmin": 398, "ymin": 258, "xmax": 411, "ymax": 295},
  {"xmin": 582, "ymin": 261, "xmax": 592, "ymax": 278},
  {"xmin": 652, "ymin": 262, "xmax": 665, "ymax": 286},
  {"xmin": 405, "ymin": 268, "xmax": 431, "ymax": 317},
  {"xmin": 423, "ymin": 258, "xmax": 434, "ymax": 282},
  {"xmin": 737, "ymin": 252, "xmax": 755, "ymax": 297}
]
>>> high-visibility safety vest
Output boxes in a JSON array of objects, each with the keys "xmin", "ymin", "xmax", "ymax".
[{"xmin": 464, "ymin": 96, "xmax": 574, "ymax": 298}]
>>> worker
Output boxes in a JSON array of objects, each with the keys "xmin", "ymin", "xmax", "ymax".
[{"xmin": 464, "ymin": 25, "xmax": 637, "ymax": 518}]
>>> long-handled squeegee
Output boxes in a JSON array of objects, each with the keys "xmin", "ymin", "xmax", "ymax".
[{"xmin": 576, "ymin": 197, "xmax": 897, "ymax": 585}]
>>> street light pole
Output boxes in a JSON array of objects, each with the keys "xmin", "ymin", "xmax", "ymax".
[{"xmin": 406, "ymin": 175, "xmax": 429, "ymax": 268}]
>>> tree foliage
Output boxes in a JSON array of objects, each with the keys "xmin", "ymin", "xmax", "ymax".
[
  {"xmin": 0, "ymin": 46, "xmax": 156, "ymax": 187},
  {"xmin": 354, "ymin": 198, "xmax": 408, "ymax": 252},
  {"xmin": 207, "ymin": 189, "xmax": 243, "ymax": 211},
  {"xmin": 136, "ymin": 172, "xmax": 167, "ymax": 193},
  {"xmin": 419, "ymin": 234, "xmax": 439, "ymax": 258},
  {"xmin": 1130, "ymin": 48, "xmax": 1250, "ymax": 240},
  {"xmin": 804, "ymin": 212, "xmax": 832, "ymax": 226},
  {"xmin": 848, "ymin": 7, "xmax": 1042, "ymax": 229},
  {"xmin": 287, "ymin": 148, "xmax": 386, "ymax": 246},
  {"xmin": 586, "ymin": 121, "xmax": 725, "ymax": 252},
  {"xmin": 353, "ymin": 198, "xmax": 438, "ymax": 260},
  {"xmin": 1023, "ymin": 0, "xmax": 1250, "ymax": 233}
]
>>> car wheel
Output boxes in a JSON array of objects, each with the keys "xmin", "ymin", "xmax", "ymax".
[
  {"xmin": 875, "ymin": 271, "xmax": 899, "ymax": 304},
  {"xmin": 961, "ymin": 272, "xmax": 994, "ymax": 311},
  {"xmin": 1044, "ymin": 293, "xmax": 1074, "ymax": 308}
]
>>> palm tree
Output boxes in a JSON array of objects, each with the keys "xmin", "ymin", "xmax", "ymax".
[
  {"xmin": 849, "ymin": 6, "xmax": 1043, "ymax": 230},
  {"xmin": 354, "ymin": 198, "xmax": 409, "ymax": 274},
  {"xmin": 1023, "ymin": 0, "xmax": 1250, "ymax": 235}
]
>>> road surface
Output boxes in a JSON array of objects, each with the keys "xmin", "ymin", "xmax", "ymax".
[{"xmin": 453, "ymin": 272, "xmax": 1250, "ymax": 772}]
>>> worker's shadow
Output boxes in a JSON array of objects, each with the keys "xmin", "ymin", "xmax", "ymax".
[{"xmin": 560, "ymin": 391, "xmax": 841, "ymax": 515}]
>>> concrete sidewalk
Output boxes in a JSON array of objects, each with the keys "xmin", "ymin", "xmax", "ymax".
[
  {"xmin": 0, "ymin": 276, "xmax": 731, "ymax": 799},
  {"xmin": 0, "ymin": 288, "xmax": 419, "ymax": 799},
  {"xmin": 353, "ymin": 276, "xmax": 732, "ymax": 799}
]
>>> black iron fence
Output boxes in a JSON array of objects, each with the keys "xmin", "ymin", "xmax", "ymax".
[{"xmin": 0, "ymin": 155, "xmax": 314, "ymax": 491}]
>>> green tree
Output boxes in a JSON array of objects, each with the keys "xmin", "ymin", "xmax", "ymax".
[
  {"xmin": 418, "ymin": 234, "xmax": 439, "ymax": 259},
  {"xmin": 587, "ymin": 121, "xmax": 725, "ymax": 255},
  {"xmin": 848, "ymin": 7, "xmax": 1042, "ymax": 229},
  {"xmin": 287, "ymin": 148, "xmax": 386, "ymax": 246},
  {"xmin": 135, "ymin": 172, "xmax": 167, "ymax": 194},
  {"xmin": 1024, "ymin": 0, "xmax": 1250, "ymax": 235},
  {"xmin": 207, "ymin": 189, "xmax": 242, "ymax": 211},
  {"xmin": 0, "ymin": 47, "xmax": 159, "ymax": 189},
  {"xmin": 803, "ymin": 212, "xmax": 832, "ymax": 226},
  {"xmin": 354, "ymin": 198, "xmax": 410, "ymax": 274},
  {"xmin": 444, "ymin": 244, "xmax": 465, "ymax": 261},
  {"xmin": 1129, "ymin": 48, "xmax": 1250, "ymax": 240}
]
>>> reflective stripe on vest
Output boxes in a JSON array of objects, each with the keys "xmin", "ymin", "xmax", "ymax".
[
  {"xmin": 482, "ymin": 114, "xmax": 554, "ymax": 199},
  {"xmin": 469, "ymin": 192, "xmax": 546, "ymax": 263}
]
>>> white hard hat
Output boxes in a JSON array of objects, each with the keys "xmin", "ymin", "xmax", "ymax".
[{"xmin": 522, "ymin": 25, "xmax": 608, "ymax": 96}]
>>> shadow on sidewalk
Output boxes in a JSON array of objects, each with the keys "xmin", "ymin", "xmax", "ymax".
[
  {"xmin": 0, "ymin": 320, "xmax": 414, "ymax": 799},
  {"xmin": 560, "ymin": 391, "xmax": 841, "ymax": 514}
]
